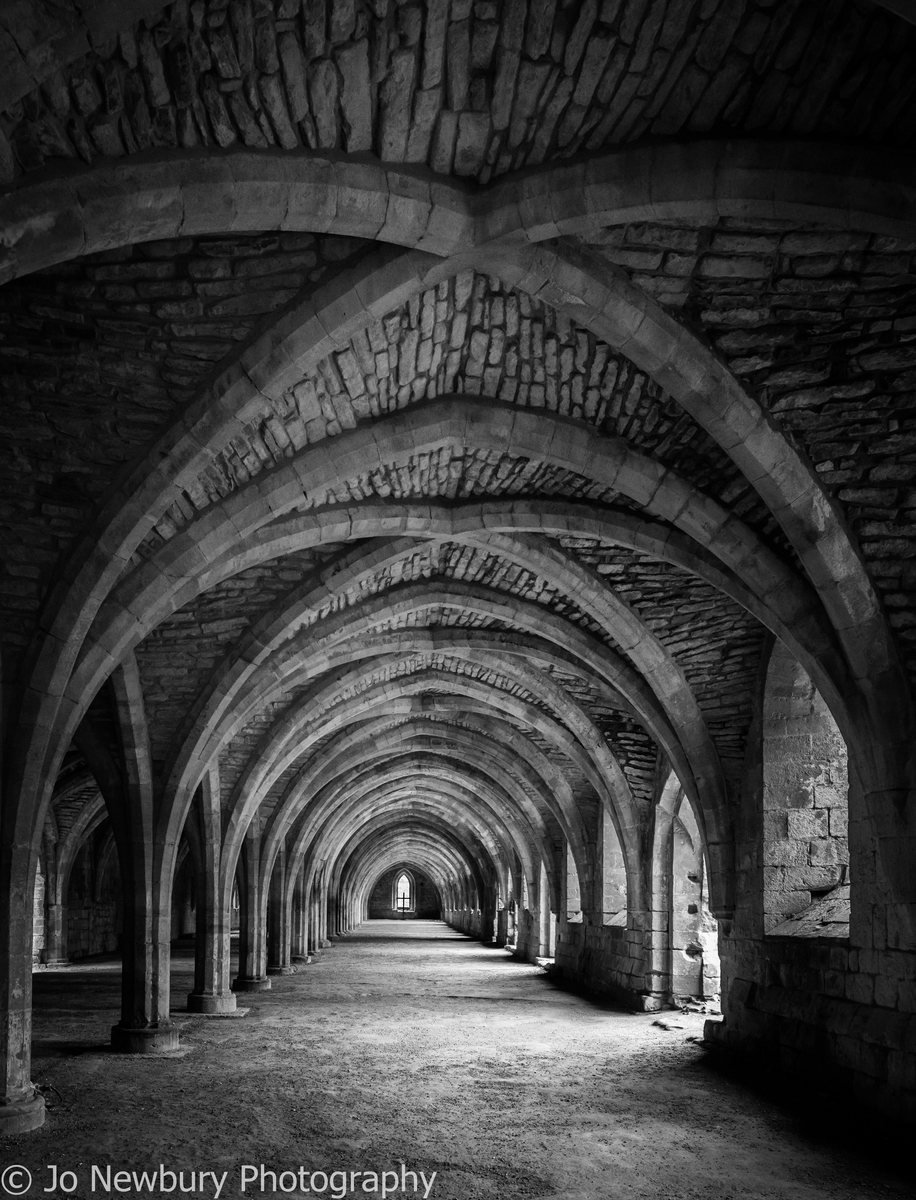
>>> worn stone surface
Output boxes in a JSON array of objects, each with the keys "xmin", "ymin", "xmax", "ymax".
[
  {"xmin": 0, "ymin": 232, "xmax": 369, "ymax": 664},
  {"xmin": 583, "ymin": 215, "xmax": 916, "ymax": 681},
  {"xmin": 4, "ymin": 0, "xmax": 916, "ymax": 1147},
  {"xmin": 21, "ymin": 928, "xmax": 914, "ymax": 1199},
  {"xmin": 2, "ymin": 1, "xmax": 915, "ymax": 185}
]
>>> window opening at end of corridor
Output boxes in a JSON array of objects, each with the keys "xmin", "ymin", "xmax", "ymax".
[{"xmin": 395, "ymin": 872, "xmax": 412, "ymax": 915}]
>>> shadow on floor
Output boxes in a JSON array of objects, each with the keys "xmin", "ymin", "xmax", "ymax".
[
  {"xmin": 697, "ymin": 1044, "xmax": 916, "ymax": 1184},
  {"xmin": 32, "ymin": 1039, "xmax": 117, "ymax": 1058}
]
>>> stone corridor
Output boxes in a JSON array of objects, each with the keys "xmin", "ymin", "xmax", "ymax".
[
  {"xmin": 8, "ymin": 924, "xmax": 911, "ymax": 1200},
  {"xmin": 7, "ymin": 0, "xmax": 916, "ymax": 1148}
]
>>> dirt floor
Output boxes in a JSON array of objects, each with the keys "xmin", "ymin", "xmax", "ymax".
[{"xmin": 5, "ymin": 921, "xmax": 913, "ymax": 1200}]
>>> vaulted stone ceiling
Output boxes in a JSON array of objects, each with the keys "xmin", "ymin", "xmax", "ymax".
[
  {"xmin": 3, "ymin": 0, "xmax": 916, "ymax": 960},
  {"xmin": 3, "ymin": 0, "xmax": 916, "ymax": 183}
]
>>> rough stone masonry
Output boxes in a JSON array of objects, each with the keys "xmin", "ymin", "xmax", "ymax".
[{"xmin": 0, "ymin": 0, "xmax": 915, "ymax": 1143}]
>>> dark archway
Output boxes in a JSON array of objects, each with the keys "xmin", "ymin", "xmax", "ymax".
[{"xmin": 368, "ymin": 866, "xmax": 441, "ymax": 921}]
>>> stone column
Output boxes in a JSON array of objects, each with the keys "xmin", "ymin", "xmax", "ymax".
[
  {"xmin": 0, "ymin": 845, "xmax": 46, "ymax": 1133},
  {"xmin": 326, "ymin": 885, "xmax": 340, "ymax": 941},
  {"xmin": 317, "ymin": 874, "xmax": 332, "ymax": 948},
  {"xmin": 100, "ymin": 662, "xmax": 178, "ymax": 1054},
  {"xmin": 232, "ymin": 827, "xmax": 270, "ymax": 992},
  {"xmin": 266, "ymin": 844, "xmax": 294, "ymax": 975},
  {"xmin": 495, "ymin": 906, "xmax": 509, "ymax": 947},
  {"xmin": 111, "ymin": 848, "xmax": 177, "ymax": 1052},
  {"xmin": 537, "ymin": 862, "xmax": 551, "ymax": 957},
  {"xmin": 290, "ymin": 871, "xmax": 309, "ymax": 964},
  {"xmin": 40, "ymin": 900, "xmax": 68, "ymax": 966},
  {"xmin": 186, "ymin": 779, "xmax": 236, "ymax": 1014},
  {"xmin": 308, "ymin": 886, "xmax": 321, "ymax": 955},
  {"xmin": 480, "ymin": 885, "xmax": 498, "ymax": 944}
]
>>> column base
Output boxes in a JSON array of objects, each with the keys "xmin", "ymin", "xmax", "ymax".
[
  {"xmin": 319, "ymin": 938, "xmax": 333, "ymax": 948},
  {"xmin": 0, "ymin": 1090, "xmax": 45, "ymax": 1135},
  {"xmin": 187, "ymin": 992, "xmax": 237, "ymax": 1014},
  {"xmin": 231, "ymin": 975, "xmax": 271, "ymax": 992},
  {"xmin": 266, "ymin": 965, "xmax": 296, "ymax": 976},
  {"xmin": 291, "ymin": 955, "xmax": 311, "ymax": 965},
  {"xmin": 39, "ymin": 954, "xmax": 69, "ymax": 967},
  {"xmin": 110, "ymin": 1023, "xmax": 180, "ymax": 1054}
]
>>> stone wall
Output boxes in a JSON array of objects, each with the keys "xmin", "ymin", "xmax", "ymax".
[
  {"xmin": 444, "ymin": 908, "xmax": 483, "ymax": 939},
  {"xmin": 709, "ymin": 931, "xmax": 916, "ymax": 1124},
  {"xmin": 65, "ymin": 838, "xmax": 122, "ymax": 960},
  {"xmin": 555, "ymin": 918, "xmax": 647, "ymax": 1004},
  {"xmin": 31, "ymin": 862, "xmax": 45, "ymax": 964},
  {"xmin": 368, "ymin": 866, "xmax": 440, "ymax": 918},
  {"xmin": 0, "ymin": 231, "xmax": 366, "ymax": 673},
  {"xmin": 762, "ymin": 642, "xmax": 849, "ymax": 932},
  {"xmin": 2, "ymin": 0, "xmax": 914, "ymax": 190},
  {"xmin": 706, "ymin": 642, "xmax": 916, "ymax": 1124},
  {"xmin": 587, "ymin": 212, "xmax": 916, "ymax": 684}
]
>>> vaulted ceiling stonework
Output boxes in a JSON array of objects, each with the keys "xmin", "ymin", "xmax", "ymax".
[{"xmin": 2, "ymin": 0, "xmax": 916, "ymax": 1150}]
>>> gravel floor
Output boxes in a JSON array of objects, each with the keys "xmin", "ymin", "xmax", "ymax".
[{"xmin": 5, "ymin": 920, "xmax": 912, "ymax": 1200}]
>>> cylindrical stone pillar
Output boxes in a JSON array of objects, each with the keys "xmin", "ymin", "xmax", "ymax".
[
  {"xmin": 187, "ymin": 875, "xmax": 236, "ymax": 1014},
  {"xmin": 0, "ymin": 854, "xmax": 46, "ymax": 1132},
  {"xmin": 40, "ymin": 900, "xmax": 68, "ymax": 966},
  {"xmin": 232, "ymin": 830, "xmax": 270, "ymax": 993},
  {"xmin": 290, "ymin": 873, "xmax": 309, "ymax": 964},
  {"xmin": 111, "ymin": 875, "xmax": 178, "ymax": 1053},
  {"xmin": 266, "ymin": 846, "xmax": 294, "ymax": 976}
]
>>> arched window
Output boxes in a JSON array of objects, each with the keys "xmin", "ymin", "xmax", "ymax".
[
  {"xmin": 649, "ymin": 772, "xmax": 721, "ymax": 1007},
  {"xmin": 763, "ymin": 641, "xmax": 849, "ymax": 937},
  {"xmin": 395, "ymin": 872, "xmax": 412, "ymax": 913}
]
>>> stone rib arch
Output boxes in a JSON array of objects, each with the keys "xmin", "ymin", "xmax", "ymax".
[
  {"xmin": 5, "ymin": 141, "xmax": 916, "ymax": 287},
  {"xmin": 349, "ymin": 850, "xmax": 452, "ymax": 922},
  {"xmin": 325, "ymin": 797, "xmax": 526, "ymax": 918},
  {"xmin": 263, "ymin": 722, "xmax": 593, "ymax": 913},
  {"xmin": 95, "ymin": 492, "xmax": 838, "ymax": 686},
  {"xmin": 14, "ymin": 139, "xmax": 915, "ymax": 867},
  {"xmin": 300, "ymin": 764, "xmax": 540, "ymax": 889},
  {"xmin": 73, "ymin": 496, "xmax": 849, "ymax": 798},
  {"xmin": 271, "ymin": 706, "xmax": 598, "ymax": 915},
  {"xmin": 297, "ymin": 793, "xmax": 521, "ymax": 918},
  {"xmin": 336, "ymin": 826, "xmax": 491, "ymax": 922},
  {"xmin": 52, "ymin": 792, "xmax": 108, "ymax": 914},
  {"xmin": 274, "ymin": 699, "xmax": 629, "ymax": 923},
  {"xmin": 87, "ymin": 390, "xmax": 794, "ymax": 652},
  {"xmin": 3, "ymin": 0, "xmax": 916, "ymax": 1128},
  {"xmin": 215, "ymin": 637, "xmax": 637, "ymax": 839},
  {"xmin": 337, "ymin": 833, "xmax": 489, "ymax": 927},
  {"xmin": 0, "ymin": 151, "xmax": 472, "ymax": 285},
  {"xmin": 323, "ymin": 823, "xmax": 492, "ymax": 928},
  {"xmin": 352, "ymin": 856, "xmax": 440, "ymax": 922},
  {"xmin": 491, "ymin": 241, "xmax": 915, "ymax": 795},
  {"xmin": 217, "ymin": 655, "xmax": 633, "ymax": 862},
  {"xmin": 150, "ymin": 522, "xmax": 722, "ymax": 864},
  {"xmin": 269, "ymin": 707, "xmax": 582, "ymax": 837},
  {"xmin": 479, "ymin": 141, "xmax": 916, "ymax": 247},
  {"xmin": 238, "ymin": 583, "xmax": 693, "ymax": 782},
  {"xmin": 160, "ymin": 590, "xmax": 710, "ymax": 902},
  {"xmin": 214, "ymin": 668, "xmax": 632, "ymax": 916}
]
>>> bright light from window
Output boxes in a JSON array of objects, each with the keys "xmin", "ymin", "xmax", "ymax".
[{"xmin": 396, "ymin": 873, "xmax": 411, "ymax": 912}]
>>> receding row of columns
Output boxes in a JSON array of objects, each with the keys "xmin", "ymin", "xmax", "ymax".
[
  {"xmin": 102, "ymin": 823, "xmax": 503, "ymax": 1052},
  {"xmin": 36, "ymin": 774, "xmax": 717, "ymax": 1071}
]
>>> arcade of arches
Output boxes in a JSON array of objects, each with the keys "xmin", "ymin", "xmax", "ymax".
[{"xmin": 2, "ymin": 0, "xmax": 916, "ymax": 1145}]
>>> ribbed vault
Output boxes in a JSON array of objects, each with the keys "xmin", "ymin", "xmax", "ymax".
[{"xmin": 4, "ymin": 0, "xmax": 916, "ymax": 1136}]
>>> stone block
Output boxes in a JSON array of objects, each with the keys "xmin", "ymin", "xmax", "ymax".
[{"xmin": 786, "ymin": 808, "xmax": 828, "ymax": 840}]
